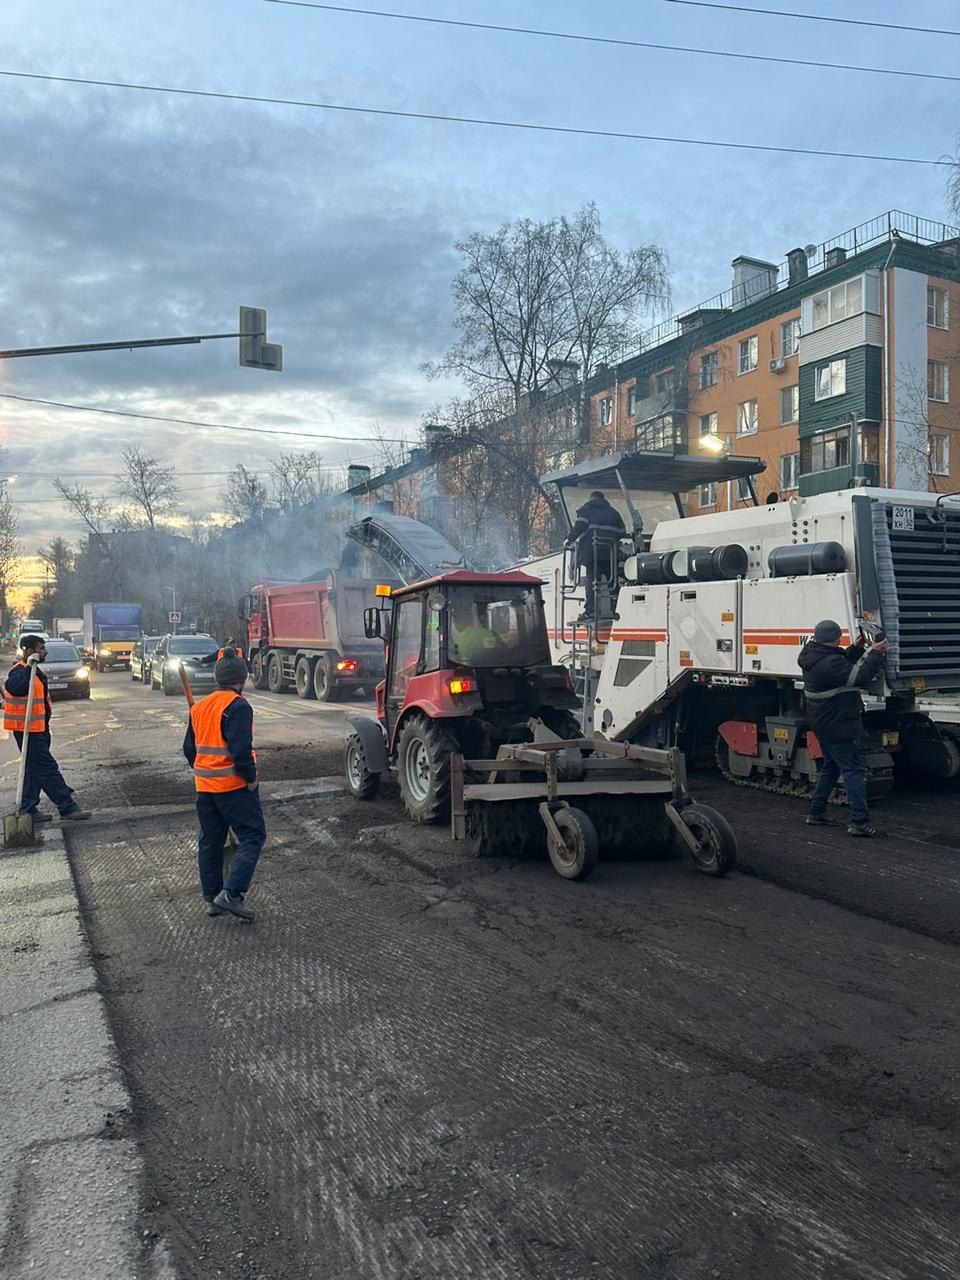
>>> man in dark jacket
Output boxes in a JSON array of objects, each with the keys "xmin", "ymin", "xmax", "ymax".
[
  {"xmin": 563, "ymin": 491, "xmax": 626, "ymax": 621},
  {"xmin": 799, "ymin": 619, "xmax": 889, "ymax": 837},
  {"xmin": 3, "ymin": 635, "xmax": 92, "ymax": 823}
]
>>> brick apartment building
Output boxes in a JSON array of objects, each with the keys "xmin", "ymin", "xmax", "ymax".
[{"xmin": 562, "ymin": 210, "xmax": 960, "ymax": 511}]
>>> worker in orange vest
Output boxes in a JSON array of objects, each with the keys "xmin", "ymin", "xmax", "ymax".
[
  {"xmin": 3, "ymin": 635, "xmax": 92, "ymax": 824},
  {"xmin": 216, "ymin": 638, "xmax": 244, "ymax": 661},
  {"xmin": 182, "ymin": 652, "xmax": 264, "ymax": 920}
]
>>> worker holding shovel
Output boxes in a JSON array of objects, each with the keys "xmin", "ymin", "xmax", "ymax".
[{"xmin": 3, "ymin": 635, "xmax": 92, "ymax": 836}]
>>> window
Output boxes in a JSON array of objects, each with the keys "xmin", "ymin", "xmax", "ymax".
[
  {"xmin": 700, "ymin": 411, "xmax": 718, "ymax": 437},
  {"xmin": 387, "ymin": 599, "xmax": 423, "ymax": 699},
  {"xmin": 801, "ymin": 428, "xmax": 851, "ymax": 474},
  {"xmin": 736, "ymin": 476, "xmax": 752, "ymax": 502},
  {"xmin": 779, "ymin": 452, "xmax": 800, "ymax": 491},
  {"xmin": 423, "ymin": 595, "xmax": 442, "ymax": 671},
  {"xmin": 928, "ymin": 360, "xmax": 949, "ymax": 403},
  {"xmin": 699, "ymin": 352, "xmax": 718, "ymax": 389},
  {"xmin": 736, "ymin": 399, "xmax": 758, "ymax": 436},
  {"xmin": 815, "ymin": 358, "xmax": 846, "ymax": 401},
  {"xmin": 928, "ymin": 286, "xmax": 948, "ymax": 329},
  {"xmin": 598, "ymin": 396, "xmax": 613, "ymax": 426},
  {"xmin": 738, "ymin": 335, "xmax": 758, "ymax": 374},
  {"xmin": 780, "ymin": 317, "xmax": 800, "ymax": 358},
  {"xmin": 653, "ymin": 368, "xmax": 673, "ymax": 396},
  {"xmin": 699, "ymin": 482, "xmax": 717, "ymax": 507},
  {"xmin": 779, "ymin": 384, "xmax": 799, "ymax": 424},
  {"xmin": 930, "ymin": 433, "xmax": 950, "ymax": 476},
  {"xmin": 626, "ymin": 385, "xmax": 638, "ymax": 417},
  {"xmin": 810, "ymin": 277, "xmax": 863, "ymax": 330}
]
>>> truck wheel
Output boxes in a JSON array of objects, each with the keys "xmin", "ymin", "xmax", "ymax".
[
  {"xmin": 397, "ymin": 714, "xmax": 457, "ymax": 823},
  {"xmin": 547, "ymin": 806, "xmax": 599, "ymax": 880},
  {"xmin": 313, "ymin": 656, "xmax": 339, "ymax": 702},
  {"xmin": 252, "ymin": 653, "xmax": 269, "ymax": 690},
  {"xmin": 295, "ymin": 657, "xmax": 316, "ymax": 700},
  {"xmin": 678, "ymin": 803, "xmax": 737, "ymax": 877},
  {"xmin": 267, "ymin": 654, "xmax": 286, "ymax": 694},
  {"xmin": 344, "ymin": 733, "xmax": 380, "ymax": 800}
]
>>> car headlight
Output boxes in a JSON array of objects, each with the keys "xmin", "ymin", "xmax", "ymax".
[{"xmin": 75, "ymin": 667, "xmax": 89, "ymax": 679}]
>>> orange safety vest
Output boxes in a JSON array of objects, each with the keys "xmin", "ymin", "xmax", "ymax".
[
  {"xmin": 3, "ymin": 661, "xmax": 48, "ymax": 735},
  {"xmin": 216, "ymin": 646, "xmax": 244, "ymax": 660},
  {"xmin": 189, "ymin": 690, "xmax": 255, "ymax": 793}
]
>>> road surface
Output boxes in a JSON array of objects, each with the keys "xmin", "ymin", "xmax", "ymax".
[{"xmin": 3, "ymin": 670, "xmax": 959, "ymax": 1280}]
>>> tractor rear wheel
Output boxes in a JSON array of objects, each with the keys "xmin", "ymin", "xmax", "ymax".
[
  {"xmin": 397, "ymin": 714, "xmax": 458, "ymax": 823},
  {"xmin": 344, "ymin": 733, "xmax": 380, "ymax": 800},
  {"xmin": 678, "ymin": 803, "xmax": 737, "ymax": 877},
  {"xmin": 295, "ymin": 657, "xmax": 315, "ymax": 699},
  {"xmin": 547, "ymin": 806, "xmax": 599, "ymax": 880}
]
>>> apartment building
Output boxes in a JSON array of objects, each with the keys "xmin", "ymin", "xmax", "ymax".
[{"xmin": 570, "ymin": 211, "xmax": 960, "ymax": 510}]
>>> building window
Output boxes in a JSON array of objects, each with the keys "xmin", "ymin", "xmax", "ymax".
[
  {"xmin": 700, "ymin": 411, "xmax": 718, "ymax": 437},
  {"xmin": 736, "ymin": 399, "xmax": 758, "ymax": 436},
  {"xmin": 652, "ymin": 368, "xmax": 673, "ymax": 396},
  {"xmin": 738, "ymin": 335, "xmax": 758, "ymax": 375},
  {"xmin": 815, "ymin": 358, "xmax": 847, "ymax": 401},
  {"xmin": 801, "ymin": 427, "xmax": 851, "ymax": 474},
  {"xmin": 930, "ymin": 433, "xmax": 950, "ymax": 476},
  {"xmin": 699, "ymin": 482, "xmax": 717, "ymax": 508},
  {"xmin": 779, "ymin": 452, "xmax": 800, "ymax": 491},
  {"xmin": 699, "ymin": 352, "xmax": 718, "ymax": 389},
  {"xmin": 780, "ymin": 318, "xmax": 800, "ymax": 358},
  {"xmin": 598, "ymin": 396, "xmax": 613, "ymax": 426},
  {"xmin": 779, "ymin": 384, "xmax": 799, "ymax": 424},
  {"xmin": 928, "ymin": 360, "xmax": 949, "ymax": 403},
  {"xmin": 736, "ymin": 476, "xmax": 752, "ymax": 503},
  {"xmin": 626, "ymin": 385, "xmax": 638, "ymax": 417},
  {"xmin": 810, "ymin": 277, "xmax": 863, "ymax": 330},
  {"xmin": 928, "ymin": 286, "xmax": 948, "ymax": 330}
]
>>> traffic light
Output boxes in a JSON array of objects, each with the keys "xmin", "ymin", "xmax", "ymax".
[{"xmin": 239, "ymin": 307, "xmax": 283, "ymax": 371}]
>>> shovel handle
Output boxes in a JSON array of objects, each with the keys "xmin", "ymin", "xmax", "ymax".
[{"xmin": 178, "ymin": 662, "xmax": 194, "ymax": 706}]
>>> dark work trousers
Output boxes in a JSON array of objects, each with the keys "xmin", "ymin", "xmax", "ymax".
[
  {"xmin": 581, "ymin": 546, "xmax": 616, "ymax": 617},
  {"xmin": 12, "ymin": 730, "xmax": 76, "ymax": 815},
  {"xmin": 196, "ymin": 787, "xmax": 266, "ymax": 898},
  {"xmin": 809, "ymin": 738, "xmax": 869, "ymax": 825}
]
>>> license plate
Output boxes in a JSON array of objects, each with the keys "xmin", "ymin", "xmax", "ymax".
[
  {"xmin": 882, "ymin": 731, "xmax": 900, "ymax": 747},
  {"xmin": 49, "ymin": 681, "xmax": 67, "ymax": 689},
  {"xmin": 772, "ymin": 726, "xmax": 789, "ymax": 742}
]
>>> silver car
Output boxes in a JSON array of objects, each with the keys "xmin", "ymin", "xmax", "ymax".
[
  {"xmin": 130, "ymin": 635, "xmax": 161, "ymax": 683},
  {"xmin": 150, "ymin": 634, "xmax": 218, "ymax": 697},
  {"xmin": 39, "ymin": 640, "xmax": 92, "ymax": 701}
]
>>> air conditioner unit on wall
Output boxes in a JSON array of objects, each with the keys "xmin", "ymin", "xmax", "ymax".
[{"xmin": 769, "ymin": 356, "xmax": 786, "ymax": 373}]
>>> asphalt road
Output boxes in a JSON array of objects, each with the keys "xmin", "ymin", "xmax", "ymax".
[{"xmin": 7, "ymin": 670, "xmax": 960, "ymax": 1280}]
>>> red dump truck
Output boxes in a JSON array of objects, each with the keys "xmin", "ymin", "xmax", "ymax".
[{"xmin": 238, "ymin": 573, "xmax": 390, "ymax": 702}]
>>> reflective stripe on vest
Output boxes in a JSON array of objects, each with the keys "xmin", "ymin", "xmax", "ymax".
[
  {"xmin": 189, "ymin": 690, "xmax": 254, "ymax": 793},
  {"xmin": 3, "ymin": 664, "xmax": 46, "ymax": 734}
]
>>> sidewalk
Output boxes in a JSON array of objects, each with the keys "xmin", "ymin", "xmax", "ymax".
[{"xmin": 0, "ymin": 823, "xmax": 171, "ymax": 1279}]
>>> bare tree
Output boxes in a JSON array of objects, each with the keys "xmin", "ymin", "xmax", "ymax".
[
  {"xmin": 115, "ymin": 447, "xmax": 178, "ymax": 529},
  {"xmin": 270, "ymin": 450, "xmax": 332, "ymax": 510},
  {"xmin": 224, "ymin": 465, "xmax": 268, "ymax": 524},
  {"xmin": 0, "ymin": 482, "xmax": 21, "ymax": 628},
  {"xmin": 54, "ymin": 479, "xmax": 114, "ymax": 542}
]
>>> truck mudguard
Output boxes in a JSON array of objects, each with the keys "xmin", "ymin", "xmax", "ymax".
[{"xmin": 346, "ymin": 716, "xmax": 389, "ymax": 775}]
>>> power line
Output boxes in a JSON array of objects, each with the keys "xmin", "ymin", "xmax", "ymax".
[
  {"xmin": 0, "ymin": 68, "xmax": 952, "ymax": 168},
  {"xmin": 0, "ymin": 392, "xmax": 410, "ymax": 445},
  {"xmin": 263, "ymin": 0, "xmax": 960, "ymax": 86},
  {"xmin": 664, "ymin": 0, "xmax": 960, "ymax": 38}
]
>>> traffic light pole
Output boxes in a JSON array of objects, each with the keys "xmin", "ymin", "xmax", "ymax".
[{"xmin": 0, "ymin": 331, "xmax": 256, "ymax": 359}]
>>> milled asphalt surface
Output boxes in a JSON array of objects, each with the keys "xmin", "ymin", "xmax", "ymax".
[{"xmin": 3, "ymin": 669, "xmax": 960, "ymax": 1279}]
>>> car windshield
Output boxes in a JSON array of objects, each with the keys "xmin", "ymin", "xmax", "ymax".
[
  {"xmin": 447, "ymin": 585, "xmax": 548, "ymax": 667},
  {"xmin": 169, "ymin": 637, "xmax": 216, "ymax": 656},
  {"xmin": 44, "ymin": 644, "xmax": 80, "ymax": 663},
  {"xmin": 100, "ymin": 628, "xmax": 140, "ymax": 642}
]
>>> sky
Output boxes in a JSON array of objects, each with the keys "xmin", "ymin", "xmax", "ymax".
[{"xmin": 2, "ymin": 0, "xmax": 958, "ymax": 601}]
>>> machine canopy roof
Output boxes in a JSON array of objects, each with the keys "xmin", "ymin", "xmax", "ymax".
[{"xmin": 540, "ymin": 450, "xmax": 766, "ymax": 495}]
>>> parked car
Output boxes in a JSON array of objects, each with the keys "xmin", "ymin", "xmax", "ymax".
[
  {"xmin": 130, "ymin": 635, "xmax": 161, "ymax": 683},
  {"xmin": 150, "ymin": 633, "xmax": 218, "ymax": 697},
  {"xmin": 39, "ymin": 640, "xmax": 91, "ymax": 700}
]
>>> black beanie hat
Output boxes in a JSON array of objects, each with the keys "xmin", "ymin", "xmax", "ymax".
[
  {"xmin": 215, "ymin": 653, "xmax": 248, "ymax": 687},
  {"xmin": 813, "ymin": 619, "xmax": 842, "ymax": 644}
]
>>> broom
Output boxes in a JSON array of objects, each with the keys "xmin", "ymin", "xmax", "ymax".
[
  {"xmin": 4, "ymin": 654, "xmax": 41, "ymax": 847},
  {"xmin": 179, "ymin": 662, "xmax": 238, "ymax": 868}
]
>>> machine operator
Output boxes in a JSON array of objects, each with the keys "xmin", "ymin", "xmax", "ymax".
[{"xmin": 563, "ymin": 490, "xmax": 626, "ymax": 622}]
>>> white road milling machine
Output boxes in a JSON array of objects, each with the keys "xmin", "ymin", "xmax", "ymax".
[{"xmin": 520, "ymin": 450, "xmax": 960, "ymax": 799}]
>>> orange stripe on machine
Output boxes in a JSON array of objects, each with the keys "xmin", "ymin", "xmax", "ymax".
[
  {"xmin": 742, "ymin": 629, "xmax": 851, "ymax": 646},
  {"xmin": 610, "ymin": 629, "xmax": 667, "ymax": 642}
]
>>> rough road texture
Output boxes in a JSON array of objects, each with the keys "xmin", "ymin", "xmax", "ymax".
[{"xmin": 8, "ymin": 676, "xmax": 960, "ymax": 1280}]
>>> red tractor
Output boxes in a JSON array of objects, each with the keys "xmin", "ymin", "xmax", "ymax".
[{"xmin": 344, "ymin": 571, "xmax": 738, "ymax": 881}]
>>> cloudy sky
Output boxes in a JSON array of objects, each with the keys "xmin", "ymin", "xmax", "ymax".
[{"xmin": 2, "ymin": 0, "xmax": 958, "ymax": 595}]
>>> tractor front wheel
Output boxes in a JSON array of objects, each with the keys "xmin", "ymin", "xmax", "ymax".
[
  {"xmin": 344, "ymin": 733, "xmax": 380, "ymax": 800},
  {"xmin": 397, "ymin": 714, "xmax": 458, "ymax": 823}
]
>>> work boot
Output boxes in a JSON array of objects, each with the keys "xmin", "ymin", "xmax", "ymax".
[
  {"xmin": 213, "ymin": 889, "xmax": 255, "ymax": 921},
  {"xmin": 203, "ymin": 896, "xmax": 225, "ymax": 917},
  {"xmin": 805, "ymin": 815, "xmax": 836, "ymax": 827},
  {"xmin": 847, "ymin": 822, "xmax": 882, "ymax": 838},
  {"xmin": 61, "ymin": 808, "xmax": 92, "ymax": 821},
  {"xmin": 28, "ymin": 811, "xmax": 53, "ymax": 824}
]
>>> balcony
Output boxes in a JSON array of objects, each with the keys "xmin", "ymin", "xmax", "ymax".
[
  {"xmin": 633, "ymin": 412, "xmax": 688, "ymax": 453},
  {"xmin": 798, "ymin": 462, "xmax": 880, "ymax": 497}
]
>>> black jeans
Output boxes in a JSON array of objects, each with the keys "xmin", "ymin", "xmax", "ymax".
[
  {"xmin": 810, "ymin": 738, "xmax": 869, "ymax": 824},
  {"xmin": 581, "ymin": 547, "xmax": 616, "ymax": 617},
  {"xmin": 196, "ymin": 787, "xmax": 266, "ymax": 898},
  {"xmin": 12, "ymin": 730, "xmax": 77, "ymax": 815}
]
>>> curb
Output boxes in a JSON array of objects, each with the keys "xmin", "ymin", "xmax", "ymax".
[{"xmin": 0, "ymin": 825, "xmax": 172, "ymax": 1279}]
